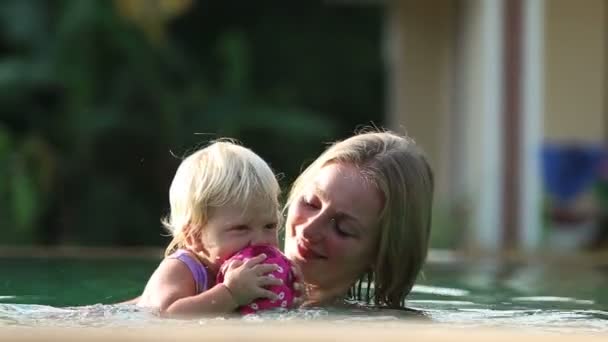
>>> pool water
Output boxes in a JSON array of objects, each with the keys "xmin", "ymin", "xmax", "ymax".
[{"xmin": 0, "ymin": 258, "xmax": 607, "ymax": 332}]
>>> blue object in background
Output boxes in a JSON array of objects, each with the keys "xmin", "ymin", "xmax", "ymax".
[{"xmin": 542, "ymin": 144, "xmax": 606, "ymax": 205}]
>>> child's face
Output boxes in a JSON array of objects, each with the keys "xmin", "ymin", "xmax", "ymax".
[{"xmin": 193, "ymin": 203, "xmax": 279, "ymax": 271}]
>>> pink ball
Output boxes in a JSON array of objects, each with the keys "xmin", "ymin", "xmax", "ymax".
[{"xmin": 216, "ymin": 245, "xmax": 295, "ymax": 315}]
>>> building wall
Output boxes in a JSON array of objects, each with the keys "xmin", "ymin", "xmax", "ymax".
[
  {"xmin": 385, "ymin": 0, "xmax": 608, "ymax": 251},
  {"xmin": 384, "ymin": 0, "xmax": 456, "ymax": 199},
  {"xmin": 545, "ymin": 0, "xmax": 606, "ymax": 142}
]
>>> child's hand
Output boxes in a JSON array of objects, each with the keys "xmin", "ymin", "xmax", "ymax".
[
  {"xmin": 222, "ymin": 253, "xmax": 283, "ymax": 306},
  {"xmin": 290, "ymin": 262, "xmax": 307, "ymax": 308}
]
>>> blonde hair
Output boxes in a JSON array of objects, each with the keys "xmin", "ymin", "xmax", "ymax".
[
  {"xmin": 285, "ymin": 129, "xmax": 434, "ymax": 309},
  {"xmin": 163, "ymin": 140, "xmax": 281, "ymax": 257}
]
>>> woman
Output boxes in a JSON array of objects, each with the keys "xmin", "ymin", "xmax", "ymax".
[{"xmin": 283, "ymin": 129, "xmax": 434, "ymax": 309}]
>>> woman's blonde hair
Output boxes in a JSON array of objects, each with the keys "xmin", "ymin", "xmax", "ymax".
[
  {"xmin": 163, "ymin": 140, "xmax": 281, "ymax": 257},
  {"xmin": 285, "ymin": 129, "xmax": 434, "ymax": 309}
]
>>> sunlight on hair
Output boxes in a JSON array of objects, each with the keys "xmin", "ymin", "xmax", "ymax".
[{"xmin": 162, "ymin": 140, "xmax": 280, "ymax": 256}]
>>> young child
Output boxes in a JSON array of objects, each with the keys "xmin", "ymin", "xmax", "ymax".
[{"xmin": 136, "ymin": 140, "xmax": 285, "ymax": 317}]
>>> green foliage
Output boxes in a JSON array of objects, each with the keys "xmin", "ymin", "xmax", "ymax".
[
  {"xmin": 0, "ymin": 127, "xmax": 55, "ymax": 243},
  {"xmin": 0, "ymin": 0, "xmax": 383, "ymax": 246}
]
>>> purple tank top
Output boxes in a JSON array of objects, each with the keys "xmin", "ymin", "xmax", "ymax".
[{"xmin": 168, "ymin": 249, "xmax": 208, "ymax": 294}]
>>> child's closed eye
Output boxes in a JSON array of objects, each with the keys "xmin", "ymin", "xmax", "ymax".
[
  {"xmin": 231, "ymin": 225, "xmax": 250, "ymax": 231},
  {"xmin": 264, "ymin": 222, "xmax": 278, "ymax": 230}
]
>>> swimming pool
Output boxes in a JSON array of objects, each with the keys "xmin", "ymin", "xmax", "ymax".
[{"xmin": 0, "ymin": 255, "xmax": 607, "ymax": 333}]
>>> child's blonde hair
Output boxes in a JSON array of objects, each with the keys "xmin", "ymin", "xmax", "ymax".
[
  {"xmin": 163, "ymin": 140, "xmax": 281, "ymax": 257},
  {"xmin": 285, "ymin": 129, "xmax": 434, "ymax": 309}
]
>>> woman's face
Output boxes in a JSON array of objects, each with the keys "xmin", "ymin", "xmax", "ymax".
[{"xmin": 284, "ymin": 162, "xmax": 384, "ymax": 296}]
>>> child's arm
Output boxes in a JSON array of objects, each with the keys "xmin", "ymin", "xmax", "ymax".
[
  {"xmin": 166, "ymin": 254, "xmax": 282, "ymax": 316},
  {"xmin": 137, "ymin": 258, "xmax": 201, "ymax": 313},
  {"xmin": 163, "ymin": 283, "xmax": 238, "ymax": 316},
  {"xmin": 140, "ymin": 253, "xmax": 281, "ymax": 317},
  {"xmin": 119, "ymin": 296, "xmax": 140, "ymax": 305}
]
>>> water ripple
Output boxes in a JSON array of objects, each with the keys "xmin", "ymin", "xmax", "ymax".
[
  {"xmin": 511, "ymin": 296, "xmax": 595, "ymax": 305},
  {"xmin": 411, "ymin": 285, "xmax": 470, "ymax": 297},
  {"xmin": 0, "ymin": 300, "xmax": 606, "ymax": 333}
]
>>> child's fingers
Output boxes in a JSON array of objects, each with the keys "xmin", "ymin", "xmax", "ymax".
[
  {"xmin": 291, "ymin": 265, "xmax": 303, "ymax": 281},
  {"xmin": 292, "ymin": 295, "xmax": 303, "ymax": 307},
  {"xmin": 292, "ymin": 282, "xmax": 307, "ymax": 305},
  {"xmin": 226, "ymin": 259, "xmax": 244, "ymax": 270},
  {"xmin": 252, "ymin": 263, "xmax": 279, "ymax": 275},
  {"xmin": 258, "ymin": 275, "xmax": 283, "ymax": 287},
  {"xmin": 256, "ymin": 288, "xmax": 279, "ymax": 301},
  {"xmin": 242, "ymin": 253, "xmax": 267, "ymax": 268}
]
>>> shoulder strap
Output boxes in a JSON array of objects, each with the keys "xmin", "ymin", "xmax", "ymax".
[{"xmin": 168, "ymin": 250, "xmax": 208, "ymax": 293}]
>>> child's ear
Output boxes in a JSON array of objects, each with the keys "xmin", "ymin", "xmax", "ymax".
[
  {"xmin": 184, "ymin": 224, "xmax": 198, "ymax": 245},
  {"xmin": 184, "ymin": 224, "xmax": 207, "ymax": 252}
]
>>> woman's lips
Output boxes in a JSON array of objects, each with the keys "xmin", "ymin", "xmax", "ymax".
[{"xmin": 297, "ymin": 240, "xmax": 326, "ymax": 260}]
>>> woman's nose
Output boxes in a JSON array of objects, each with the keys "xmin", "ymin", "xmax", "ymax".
[{"xmin": 300, "ymin": 213, "xmax": 327, "ymax": 242}]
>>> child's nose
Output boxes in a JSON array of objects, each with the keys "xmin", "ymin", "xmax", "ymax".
[{"xmin": 251, "ymin": 230, "xmax": 275, "ymax": 246}]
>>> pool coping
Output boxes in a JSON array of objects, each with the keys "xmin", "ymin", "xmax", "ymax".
[{"xmin": 0, "ymin": 321, "xmax": 606, "ymax": 341}]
